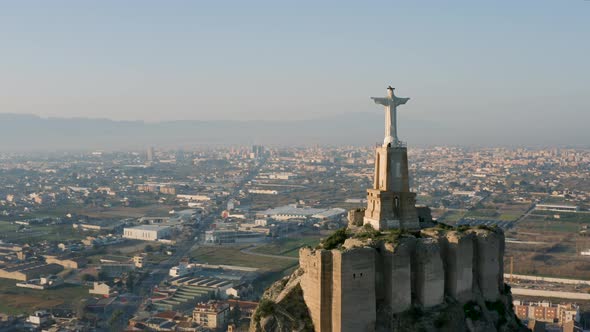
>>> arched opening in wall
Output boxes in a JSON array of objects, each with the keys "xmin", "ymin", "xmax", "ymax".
[
  {"xmin": 394, "ymin": 196, "xmax": 400, "ymax": 218},
  {"xmin": 353, "ymin": 273, "xmax": 356, "ymax": 279},
  {"xmin": 375, "ymin": 153, "xmax": 380, "ymax": 189}
]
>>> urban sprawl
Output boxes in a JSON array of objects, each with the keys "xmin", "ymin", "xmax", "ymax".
[{"xmin": 0, "ymin": 145, "xmax": 588, "ymax": 331}]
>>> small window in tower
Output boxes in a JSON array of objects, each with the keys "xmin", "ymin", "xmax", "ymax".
[{"xmin": 353, "ymin": 273, "xmax": 356, "ymax": 279}]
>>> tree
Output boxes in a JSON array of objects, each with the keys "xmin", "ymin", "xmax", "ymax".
[
  {"xmin": 108, "ymin": 309, "xmax": 124, "ymax": 331},
  {"xmin": 81, "ymin": 274, "xmax": 96, "ymax": 282},
  {"xmin": 125, "ymin": 273, "xmax": 135, "ymax": 292},
  {"xmin": 230, "ymin": 305, "xmax": 242, "ymax": 323},
  {"xmin": 98, "ymin": 271, "xmax": 109, "ymax": 281}
]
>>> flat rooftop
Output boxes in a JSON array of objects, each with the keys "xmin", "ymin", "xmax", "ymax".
[{"xmin": 124, "ymin": 224, "xmax": 172, "ymax": 231}]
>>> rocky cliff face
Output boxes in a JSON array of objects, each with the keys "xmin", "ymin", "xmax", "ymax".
[
  {"xmin": 250, "ymin": 268, "xmax": 314, "ymax": 332},
  {"xmin": 250, "ymin": 224, "xmax": 527, "ymax": 332}
]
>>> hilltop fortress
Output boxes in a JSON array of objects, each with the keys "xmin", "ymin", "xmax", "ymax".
[
  {"xmin": 250, "ymin": 87, "xmax": 524, "ymax": 332},
  {"xmin": 297, "ymin": 225, "xmax": 508, "ymax": 331}
]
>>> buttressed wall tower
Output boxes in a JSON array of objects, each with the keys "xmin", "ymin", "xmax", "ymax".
[{"xmin": 364, "ymin": 86, "xmax": 419, "ymax": 230}]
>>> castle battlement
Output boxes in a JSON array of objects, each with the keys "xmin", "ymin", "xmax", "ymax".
[{"xmin": 298, "ymin": 227, "xmax": 505, "ymax": 332}]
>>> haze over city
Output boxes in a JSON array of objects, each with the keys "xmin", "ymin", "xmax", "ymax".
[
  {"xmin": 0, "ymin": 2, "xmax": 589, "ymax": 332},
  {"xmin": 1, "ymin": 0, "xmax": 589, "ymax": 147}
]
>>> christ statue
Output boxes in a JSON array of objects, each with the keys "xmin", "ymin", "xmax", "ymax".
[{"xmin": 371, "ymin": 86, "xmax": 409, "ymax": 147}]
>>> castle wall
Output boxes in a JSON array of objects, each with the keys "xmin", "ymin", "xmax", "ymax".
[
  {"xmin": 331, "ymin": 248, "xmax": 376, "ymax": 332},
  {"xmin": 381, "ymin": 238, "xmax": 415, "ymax": 313},
  {"xmin": 347, "ymin": 208, "xmax": 365, "ymax": 227},
  {"xmin": 471, "ymin": 229, "xmax": 504, "ymax": 301},
  {"xmin": 442, "ymin": 231, "xmax": 474, "ymax": 302},
  {"xmin": 298, "ymin": 228, "xmax": 506, "ymax": 332},
  {"xmin": 299, "ymin": 248, "xmax": 333, "ymax": 332},
  {"xmin": 413, "ymin": 238, "xmax": 445, "ymax": 307}
]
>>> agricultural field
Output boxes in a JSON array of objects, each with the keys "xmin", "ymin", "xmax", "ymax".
[
  {"xmin": 190, "ymin": 244, "xmax": 297, "ymax": 272},
  {"xmin": 438, "ymin": 210, "xmax": 466, "ymax": 224},
  {"xmin": 532, "ymin": 210, "xmax": 590, "ymax": 223},
  {"xmin": 506, "ymin": 211, "xmax": 590, "ymax": 279},
  {"xmin": 0, "ymin": 221, "xmax": 86, "ymax": 244},
  {"xmin": 85, "ymin": 241, "xmax": 170, "ymax": 265},
  {"xmin": 0, "ymin": 279, "xmax": 88, "ymax": 315},
  {"xmin": 438, "ymin": 202, "xmax": 531, "ymax": 225},
  {"xmin": 251, "ymin": 234, "xmax": 323, "ymax": 258},
  {"xmin": 76, "ymin": 205, "xmax": 174, "ymax": 219}
]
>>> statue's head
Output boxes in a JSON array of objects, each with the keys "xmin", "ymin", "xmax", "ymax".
[{"xmin": 387, "ymin": 86, "xmax": 394, "ymax": 98}]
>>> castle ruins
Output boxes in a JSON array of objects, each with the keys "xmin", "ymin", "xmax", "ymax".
[{"xmin": 299, "ymin": 228, "xmax": 505, "ymax": 332}]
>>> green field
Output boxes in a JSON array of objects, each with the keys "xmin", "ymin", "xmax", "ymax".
[
  {"xmin": 0, "ymin": 222, "xmax": 19, "ymax": 233},
  {"xmin": 439, "ymin": 210, "xmax": 466, "ymax": 224},
  {"xmin": 532, "ymin": 211, "xmax": 590, "ymax": 223},
  {"xmin": 518, "ymin": 215, "xmax": 582, "ymax": 233},
  {"xmin": 0, "ymin": 279, "xmax": 88, "ymax": 315},
  {"xmin": 464, "ymin": 209, "xmax": 499, "ymax": 219},
  {"xmin": 190, "ymin": 245, "xmax": 297, "ymax": 272},
  {"xmin": 0, "ymin": 222, "xmax": 86, "ymax": 244},
  {"xmin": 497, "ymin": 213, "xmax": 522, "ymax": 221},
  {"xmin": 251, "ymin": 235, "xmax": 322, "ymax": 258}
]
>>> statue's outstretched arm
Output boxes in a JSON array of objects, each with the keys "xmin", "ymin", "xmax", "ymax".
[
  {"xmin": 371, "ymin": 97, "xmax": 389, "ymax": 106},
  {"xmin": 395, "ymin": 97, "xmax": 410, "ymax": 106}
]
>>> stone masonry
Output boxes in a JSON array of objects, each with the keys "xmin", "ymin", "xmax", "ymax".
[
  {"xmin": 363, "ymin": 146, "xmax": 420, "ymax": 230},
  {"xmin": 298, "ymin": 228, "xmax": 505, "ymax": 332}
]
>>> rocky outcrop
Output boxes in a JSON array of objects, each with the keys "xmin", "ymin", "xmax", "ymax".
[
  {"xmin": 250, "ymin": 268, "xmax": 314, "ymax": 332},
  {"xmin": 250, "ymin": 225, "xmax": 525, "ymax": 332}
]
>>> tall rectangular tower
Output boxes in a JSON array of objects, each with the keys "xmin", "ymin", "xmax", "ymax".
[{"xmin": 363, "ymin": 145, "xmax": 419, "ymax": 230}]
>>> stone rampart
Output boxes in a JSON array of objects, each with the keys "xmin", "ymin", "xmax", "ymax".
[
  {"xmin": 470, "ymin": 229, "xmax": 504, "ymax": 301},
  {"xmin": 331, "ymin": 248, "xmax": 376, "ymax": 332},
  {"xmin": 299, "ymin": 248, "xmax": 333, "ymax": 332},
  {"xmin": 298, "ymin": 227, "xmax": 505, "ymax": 332},
  {"xmin": 347, "ymin": 208, "xmax": 365, "ymax": 227},
  {"xmin": 413, "ymin": 238, "xmax": 445, "ymax": 307},
  {"xmin": 380, "ymin": 238, "xmax": 415, "ymax": 313},
  {"xmin": 442, "ymin": 231, "xmax": 474, "ymax": 302}
]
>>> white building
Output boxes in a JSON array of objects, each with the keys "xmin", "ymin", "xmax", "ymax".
[
  {"xmin": 248, "ymin": 189, "xmax": 279, "ymax": 195},
  {"xmin": 169, "ymin": 263, "xmax": 190, "ymax": 277},
  {"xmin": 89, "ymin": 282, "xmax": 114, "ymax": 297},
  {"xmin": 123, "ymin": 225, "xmax": 172, "ymax": 241},
  {"xmin": 27, "ymin": 311, "xmax": 51, "ymax": 326},
  {"xmin": 535, "ymin": 204, "xmax": 579, "ymax": 212},
  {"xmin": 177, "ymin": 194, "xmax": 211, "ymax": 201},
  {"xmin": 258, "ymin": 204, "xmax": 346, "ymax": 221}
]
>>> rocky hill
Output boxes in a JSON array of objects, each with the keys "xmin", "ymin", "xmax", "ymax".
[{"xmin": 250, "ymin": 224, "xmax": 528, "ymax": 332}]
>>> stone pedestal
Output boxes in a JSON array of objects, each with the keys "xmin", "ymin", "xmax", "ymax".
[{"xmin": 364, "ymin": 146, "xmax": 419, "ymax": 230}]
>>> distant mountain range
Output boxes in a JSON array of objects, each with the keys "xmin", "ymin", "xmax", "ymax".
[{"xmin": 0, "ymin": 113, "xmax": 585, "ymax": 151}]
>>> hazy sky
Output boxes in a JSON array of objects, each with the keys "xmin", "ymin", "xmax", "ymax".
[{"xmin": 1, "ymin": 0, "xmax": 588, "ymax": 141}]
